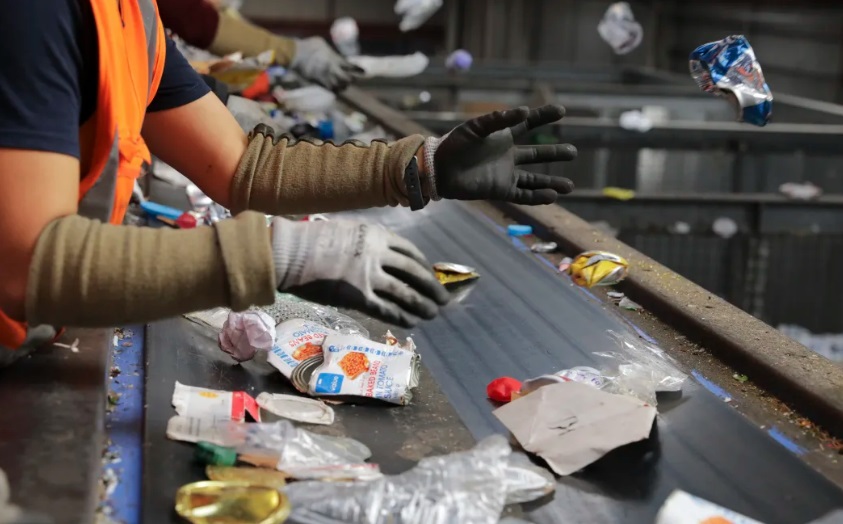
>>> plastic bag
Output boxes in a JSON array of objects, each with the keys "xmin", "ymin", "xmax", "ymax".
[
  {"xmin": 259, "ymin": 293, "xmax": 369, "ymax": 338},
  {"xmin": 331, "ymin": 17, "xmax": 360, "ymax": 57},
  {"xmin": 347, "ymin": 52, "xmax": 430, "ymax": 78},
  {"xmin": 395, "ymin": 0, "xmax": 443, "ymax": 32},
  {"xmin": 185, "ymin": 307, "xmax": 231, "ymax": 332},
  {"xmin": 594, "ymin": 330, "xmax": 687, "ymax": 405},
  {"xmin": 597, "ymin": 2, "xmax": 643, "ymax": 55},
  {"xmin": 283, "ymin": 435, "xmax": 545, "ymax": 524},
  {"xmin": 215, "ymin": 420, "xmax": 381, "ymax": 481},
  {"xmin": 219, "ymin": 311, "xmax": 276, "ymax": 362},
  {"xmin": 226, "ymin": 95, "xmax": 281, "ymax": 133}
]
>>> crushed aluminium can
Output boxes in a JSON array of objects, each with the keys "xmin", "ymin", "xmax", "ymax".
[
  {"xmin": 567, "ymin": 251, "xmax": 629, "ymax": 288},
  {"xmin": 689, "ymin": 35, "xmax": 772, "ymax": 126}
]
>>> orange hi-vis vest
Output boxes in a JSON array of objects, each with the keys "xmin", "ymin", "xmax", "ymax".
[{"xmin": 0, "ymin": 0, "xmax": 167, "ymax": 351}]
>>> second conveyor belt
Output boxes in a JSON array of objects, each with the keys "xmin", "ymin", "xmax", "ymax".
[
  {"xmin": 338, "ymin": 201, "xmax": 842, "ymax": 524},
  {"xmin": 141, "ymin": 190, "xmax": 843, "ymax": 523}
]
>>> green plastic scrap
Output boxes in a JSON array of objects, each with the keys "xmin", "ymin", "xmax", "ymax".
[
  {"xmin": 195, "ymin": 441, "xmax": 238, "ymax": 467},
  {"xmin": 733, "ymin": 373, "xmax": 748, "ymax": 383}
]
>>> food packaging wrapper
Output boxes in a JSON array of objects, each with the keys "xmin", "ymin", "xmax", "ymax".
[
  {"xmin": 690, "ymin": 35, "xmax": 772, "ymax": 126},
  {"xmin": 267, "ymin": 319, "xmax": 333, "ymax": 386},
  {"xmin": 171, "ymin": 382, "xmax": 261, "ymax": 423},
  {"xmin": 308, "ymin": 333, "xmax": 420, "ymax": 405},
  {"xmin": 567, "ymin": 251, "xmax": 629, "ymax": 287}
]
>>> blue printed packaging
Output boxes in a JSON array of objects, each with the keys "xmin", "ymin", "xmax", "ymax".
[{"xmin": 689, "ymin": 35, "xmax": 772, "ymax": 126}]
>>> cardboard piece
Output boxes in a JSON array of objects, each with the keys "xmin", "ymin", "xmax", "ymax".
[{"xmin": 493, "ymin": 381, "xmax": 656, "ymax": 475}]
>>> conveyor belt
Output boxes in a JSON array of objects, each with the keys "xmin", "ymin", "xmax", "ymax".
[{"xmin": 142, "ymin": 199, "xmax": 843, "ymax": 523}]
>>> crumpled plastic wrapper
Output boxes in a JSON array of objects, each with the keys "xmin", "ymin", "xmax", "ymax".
[
  {"xmin": 690, "ymin": 35, "xmax": 772, "ymax": 127},
  {"xmin": 597, "ymin": 2, "xmax": 643, "ymax": 55},
  {"xmin": 174, "ymin": 419, "xmax": 381, "ymax": 481},
  {"xmin": 274, "ymin": 85, "xmax": 337, "ymax": 113},
  {"xmin": 568, "ymin": 250, "xmax": 629, "ymax": 287},
  {"xmin": 780, "ymin": 182, "xmax": 822, "ymax": 201},
  {"xmin": 218, "ymin": 311, "xmax": 276, "ymax": 362},
  {"xmin": 445, "ymin": 49, "xmax": 473, "ymax": 71},
  {"xmin": 331, "ymin": 17, "xmax": 360, "ymax": 57},
  {"xmin": 283, "ymin": 435, "xmax": 552, "ymax": 524},
  {"xmin": 256, "ymin": 393, "xmax": 335, "ymax": 425},
  {"xmin": 595, "ymin": 330, "xmax": 687, "ymax": 406}
]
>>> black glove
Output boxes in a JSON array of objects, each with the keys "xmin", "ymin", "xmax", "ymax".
[{"xmin": 426, "ymin": 105, "xmax": 576, "ymax": 205}]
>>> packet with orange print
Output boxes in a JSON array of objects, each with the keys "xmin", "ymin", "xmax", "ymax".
[
  {"xmin": 655, "ymin": 490, "xmax": 764, "ymax": 524},
  {"xmin": 308, "ymin": 333, "xmax": 420, "ymax": 405},
  {"xmin": 171, "ymin": 381, "xmax": 261, "ymax": 423},
  {"xmin": 267, "ymin": 319, "xmax": 333, "ymax": 383}
]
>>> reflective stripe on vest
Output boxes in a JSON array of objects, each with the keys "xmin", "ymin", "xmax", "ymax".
[{"xmin": 0, "ymin": 0, "xmax": 166, "ymax": 352}]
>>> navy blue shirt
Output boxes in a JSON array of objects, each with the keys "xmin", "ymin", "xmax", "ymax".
[{"xmin": 0, "ymin": 0, "xmax": 210, "ymax": 159}]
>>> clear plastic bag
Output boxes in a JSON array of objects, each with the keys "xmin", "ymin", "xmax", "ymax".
[
  {"xmin": 184, "ymin": 293, "xmax": 368, "ymax": 339},
  {"xmin": 217, "ymin": 420, "xmax": 381, "ymax": 481},
  {"xmin": 284, "ymin": 435, "xmax": 543, "ymax": 524},
  {"xmin": 594, "ymin": 330, "xmax": 687, "ymax": 405},
  {"xmin": 347, "ymin": 52, "xmax": 430, "ymax": 79}
]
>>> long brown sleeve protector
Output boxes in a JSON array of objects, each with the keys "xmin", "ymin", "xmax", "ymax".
[
  {"xmin": 26, "ymin": 211, "xmax": 275, "ymax": 328},
  {"xmin": 230, "ymin": 129, "xmax": 426, "ymax": 215},
  {"xmin": 211, "ymin": 10, "xmax": 297, "ymax": 67}
]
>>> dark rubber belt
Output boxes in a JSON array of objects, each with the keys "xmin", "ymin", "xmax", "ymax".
[{"xmin": 142, "ymin": 200, "xmax": 843, "ymax": 524}]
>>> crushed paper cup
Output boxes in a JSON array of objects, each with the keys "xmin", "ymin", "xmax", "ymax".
[
  {"xmin": 309, "ymin": 333, "xmax": 420, "ymax": 405},
  {"xmin": 218, "ymin": 311, "xmax": 276, "ymax": 362},
  {"xmin": 655, "ymin": 490, "xmax": 763, "ymax": 524},
  {"xmin": 690, "ymin": 35, "xmax": 772, "ymax": 126},
  {"xmin": 568, "ymin": 250, "xmax": 629, "ymax": 287},
  {"xmin": 256, "ymin": 393, "xmax": 335, "ymax": 425},
  {"xmin": 171, "ymin": 382, "xmax": 261, "ymax": 423},
  {"xmin": 597, "ymin": 2, "xmax": 643, "ymax": 55}
]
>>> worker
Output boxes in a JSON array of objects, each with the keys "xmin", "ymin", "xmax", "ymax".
[
  {"xmin": 0, "ymin": 0, "xmax": 576, "ymax": 366},
  {"xmin": 158, "ymin": 0, "xmax": 363, "ymax": 91}
]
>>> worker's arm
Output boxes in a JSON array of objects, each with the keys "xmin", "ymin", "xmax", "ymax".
[{"xmin": 158, "ymin": 0, "xmax": 361, "ymax": 90}]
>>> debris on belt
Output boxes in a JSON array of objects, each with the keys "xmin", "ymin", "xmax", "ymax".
[
  {"xmin": 433, "ymin": 262, "xmax": 480, "ymax": 288},
  {"xmin": 255, "ymin": 393, "xmax": 335, "ymax": 426},
  {"xmin": 446, "ymin": 49, "xmax": 473, "ymax": 71},
  {"xmin": 690, "ymin": 35, "xmax": 772, "ymax": 127},
  {"xmin": 618, "ymin": 296, "xmax": 642, "ymax": 311},
  {"xmin": 282, "ymin": 435, "xmax": 553, "ymax": 524},
  {"xmin": 607, "ymin": 291, "xmax": 625, "ymax": 301},
  {"xmin": 171, "ymin": 381, "xmax": 262, "ymax": 423},
  {"xmin": 175, "ymin": 480, "xmax": 291, "ymax": 524},
  {"xmin": 558, "ymin": 256, "xmax": 573, "ymax": 272},
  {"xmin": 507, "ymin": 224, "xmax": 532, "ymax": 237},
  {"xmin": 712, "ymin": 217, "xmax": 739, "ymax": 239},
  {"xmin": 656, "ymin": 490, "xmax": 763, "ymax": 524},
  {"xmin": 530, "ymin": 241, "xmax": 557, "ymax": 253},
  {"xmin": 494, "ymin": 381, "xmax": 657, "ymax": 476},
  {"xmin": 567, "ymin": 250, "xmax": 629, "ymax": 287}
]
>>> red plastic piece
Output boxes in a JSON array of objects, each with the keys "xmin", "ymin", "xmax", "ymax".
[
  {"xmin": 176, "ymin": 212, "xmax": 198, "ymax": 229},
  {"xmin": 486, "ymin": 376, "xmax": 522, "ymax": 403}
]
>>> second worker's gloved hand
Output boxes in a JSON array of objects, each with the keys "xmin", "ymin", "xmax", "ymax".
[
  {"xmin": 425, "ymin": 105, "xmax": 577, "ymax": 205},
  {"xmin": 271, "ymin": 218, "xmax": 450, "ymax": 328},
  {"xmin": 292, "ymin": 37, "xmax": 365, "ymax": 91}
]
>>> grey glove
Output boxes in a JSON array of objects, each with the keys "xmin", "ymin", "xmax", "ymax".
[
  {"xmin": 292, "ymin": 37, "xmax": 365, "ymax": 91},
  {"xmin": 271, "ymin": 217, "xmax": 449, "ymax": 327},
  {"xmin": 424, "ymin": 105, "xmax": 577, "ymax": 205}
]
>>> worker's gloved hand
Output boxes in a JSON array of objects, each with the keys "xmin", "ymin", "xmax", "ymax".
[
  {"xmin": 426, "ymin": 105, "xmax": 577, "ymax": 205},
  {"xmin": 395, "ymin": 0, "xmax": 443, "ymax": 32},
  {"xmin": 292, "ymin": 37, "xmax": 365, "ymax": 91},
  {"xmin": 271, "ymin": 218, "xmax": 450, "ymax": 327}
]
